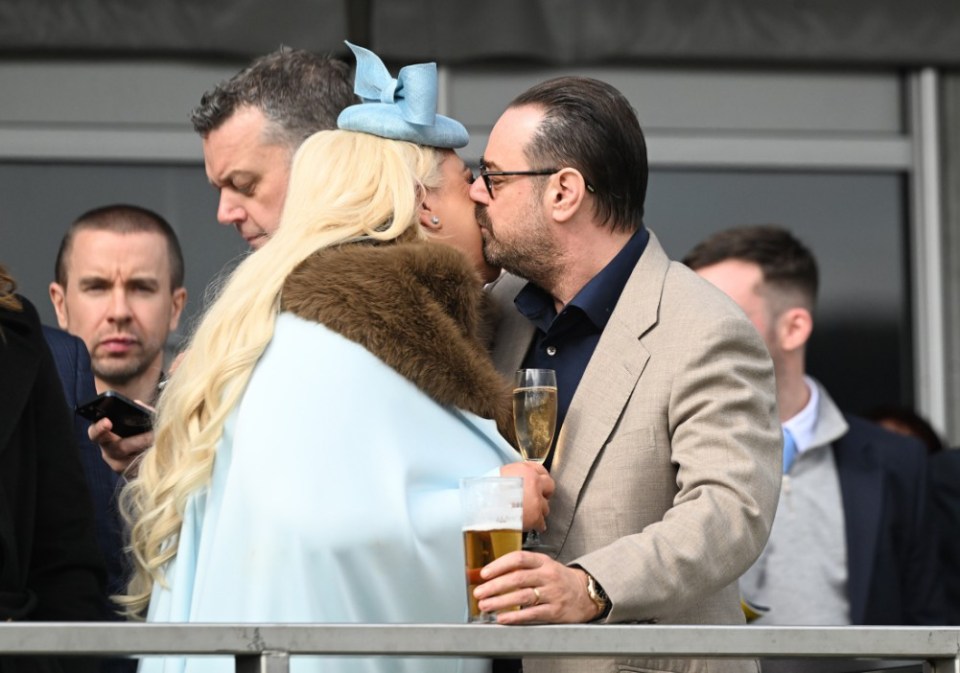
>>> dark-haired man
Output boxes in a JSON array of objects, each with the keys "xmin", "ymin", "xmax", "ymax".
[
  {"xmin": 685, "ymin": 224, "xmax": 946, "ymax": 626},
  {"xmin": 470, "ymin": 77, "xmax": 782, "ymax": 673},
  {"xmin": 88, "ymin": 51, "xmax": 357, "ymax": 476},
  {"xmin": 191, "ymin": 47, "xmax": 357, "ymax": 249}
]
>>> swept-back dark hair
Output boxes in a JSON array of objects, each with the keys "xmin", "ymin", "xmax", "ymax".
[
  {"xmin": 191, "ymin": 47, "xmax": 358, "ymax": 151},
  {"xmin": 510, "ymin": 76, "xmax": 648, "ymax": 233}
]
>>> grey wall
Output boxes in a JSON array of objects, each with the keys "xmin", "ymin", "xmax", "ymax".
[{"xmin": 5, "ymin": 1, "xmax": 960, "ymax": 66}]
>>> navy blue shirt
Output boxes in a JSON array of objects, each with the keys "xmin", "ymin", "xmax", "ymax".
[{"xmin": 517, "ymin": 227, "xmax": 650, "ymax": 463}]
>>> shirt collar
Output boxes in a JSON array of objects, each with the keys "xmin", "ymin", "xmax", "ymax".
[
  {"xmin": 515, "ymin": 227, "xmax": 649, "ymax": 330},
  {"xmin": 782, "ymin": 375, "xmax": 820, "ymax": 453}
]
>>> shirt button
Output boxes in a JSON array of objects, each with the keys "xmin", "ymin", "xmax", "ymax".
[{"xmin": 546, "ymin": 346, "xmax": 557, "ymax": 356}]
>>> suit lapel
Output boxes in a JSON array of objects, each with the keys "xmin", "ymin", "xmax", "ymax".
[
  {"xmin": 544, "ymin": 234, "xmax": 669, "ymax": 555},
  {"xmin": 834, "ymin": 423, "xmax": 882, "ymax": 625}
]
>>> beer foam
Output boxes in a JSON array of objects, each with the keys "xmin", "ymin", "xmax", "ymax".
[{"xmin": 463, "ymin": 521, "xmax": 522, "ymax": 532}]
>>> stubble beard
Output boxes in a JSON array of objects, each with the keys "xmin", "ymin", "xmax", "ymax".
[
  {"xmin": 92, "ymin": 349, "xmax": 158, "ymax": 390},
  {"xmin": 476, "ymin": 203, "xmax": 562, "ymax": 291}
]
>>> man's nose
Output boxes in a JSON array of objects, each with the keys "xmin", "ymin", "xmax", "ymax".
[
  {"xmin": 107, "ymin": 287, "xmax": 132, "ymax": 322},
  {"xmin": 216, "ymin": 193, "xmax": 245, "ymax": 226},
  {"xmin": 469, "ymin": 175, "xmax": 490, "ymax": 204}
]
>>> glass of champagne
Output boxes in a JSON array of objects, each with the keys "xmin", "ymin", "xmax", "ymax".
[{"xmin": 513, "ymin": 368, "xmax": 558, "ymax": 550}]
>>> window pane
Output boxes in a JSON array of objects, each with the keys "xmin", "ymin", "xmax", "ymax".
[{"xmin": 648, "ymin": 169, "xmax": 910, "ymax": 414}]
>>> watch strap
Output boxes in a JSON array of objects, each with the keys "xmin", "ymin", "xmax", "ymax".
[{"xmin": 585, "ymin": 572, "xmax": 611, "ymax": 620}]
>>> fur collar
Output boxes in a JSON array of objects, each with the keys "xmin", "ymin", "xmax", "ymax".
[{"xmin": 281, "ymin": 241, "xmax": 514, "ymax": 441}]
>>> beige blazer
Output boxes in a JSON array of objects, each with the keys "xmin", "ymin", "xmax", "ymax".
[{"xmin": 489, "ymin": 232, "xmax": 782, "ymax": 673}]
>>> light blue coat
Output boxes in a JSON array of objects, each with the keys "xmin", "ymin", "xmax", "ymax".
[{"xmin": 142, "ymin": 313, "xmax": 519, "ymax": 673}]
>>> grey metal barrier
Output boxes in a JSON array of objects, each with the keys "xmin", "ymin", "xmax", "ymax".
[{"xmin": 1, "ymin": 624, "xmax": 958, "ymax": 673}]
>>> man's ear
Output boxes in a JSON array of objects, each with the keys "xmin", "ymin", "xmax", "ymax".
[
  {"xmin": 549, "ymin": 168, "xmax": 590, "ymax": 224},
  {"xmin": 779, "ymin": 307, "xmax": 813, "ymax": 353},
  {"xmin": 49, "ymin": 282, "xmax": 69, "ymax": 330},
  {"xmin": 169, "ymin": 287, "xmax": 187, "ymax": 332}
]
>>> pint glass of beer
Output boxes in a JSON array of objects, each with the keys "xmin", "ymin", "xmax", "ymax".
[{"xmin": 460, "ymin": 476, "xmax": 523, "ymax": 623}]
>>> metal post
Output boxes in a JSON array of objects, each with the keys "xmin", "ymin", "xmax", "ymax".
[
  {"xmin": 929, "ymin": 657, "xmax": 960, "ymax": 673},
  {"xmin": 909, "ymin": 67, "xmax": 947, "ymax": 434},
  {"xmin": 236, "ymin": 651, "xmax": 290, "ymax": 673}
]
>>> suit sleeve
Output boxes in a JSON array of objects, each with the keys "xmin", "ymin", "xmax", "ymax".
[
  {"xmin": 930, "ymin": 450, "xmax": 960, "ymax": 624},
  {"xmin": 887, "ymin": 436, "xmax": 948, "ymax": 625},
  {"xmin": 575, "ymin": 310, "xmax": 782, "ymax": 622}
]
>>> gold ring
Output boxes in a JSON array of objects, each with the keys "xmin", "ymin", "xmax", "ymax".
[{"xmin": 532, "ymin": 587, "xmax": 542, "ymax": 606}]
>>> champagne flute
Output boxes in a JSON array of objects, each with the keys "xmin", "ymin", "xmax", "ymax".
[{"xmin": 513, "ymin": 368, "xmax": 558, "ymax": 550}]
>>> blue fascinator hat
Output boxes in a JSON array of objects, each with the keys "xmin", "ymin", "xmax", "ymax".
[{"xmin": 337, "ymin": 41, "xmax": 469, "ymax": 149}]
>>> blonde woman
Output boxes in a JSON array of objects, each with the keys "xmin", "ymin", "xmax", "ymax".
[{"xmin": 123, "ymin": 44, "xmax": 550, "ymax": 673}]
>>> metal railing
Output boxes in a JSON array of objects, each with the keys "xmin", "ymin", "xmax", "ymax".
[{"xmin": 1, "ymin": 624, "xmax": 959, "ymax": 673}]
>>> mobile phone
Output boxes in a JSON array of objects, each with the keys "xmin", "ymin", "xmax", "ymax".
[{"xmin": 75, "ymin": 391, "xmax": 154, "ymax": 438}]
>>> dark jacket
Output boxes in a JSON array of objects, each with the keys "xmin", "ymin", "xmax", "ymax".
[
  {"xmin": 929, "ymin": 448, "xmax": 960, "ymax": 624},
  {"xmin": 41, "ymin": 326, "xmax": 136, "ymax": 673},
  {"xmin": 0, "ymin": 297, "xmax": 106, "ymax": 672},
  {"xmin": 836, "ymin": 415, "xmax": 947, "ymax": 625},
  {"xmin": 42, "ymin": 326, "xmax": 127, "ymax": 601}
]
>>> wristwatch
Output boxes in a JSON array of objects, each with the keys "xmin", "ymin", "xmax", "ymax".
[{"xmin": 584, "ymin": 571, "xmax": 611, "ymax": 620}]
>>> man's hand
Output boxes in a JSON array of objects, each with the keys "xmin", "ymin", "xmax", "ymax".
[
  {"xmin": 500, "ymin": 461, "xmax": 554, "ymax": 532},
  {"xmin": 89, "ymin": 417, "xmax": 153, "ymax": 477},
  {"xmin": 473, "ymin": 551, "xmax": 601, "ymax": 624}
]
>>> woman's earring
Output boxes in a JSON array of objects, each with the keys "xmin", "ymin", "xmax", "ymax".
[{"xmin": 430, "ymin": 216, "xmax": 440, "ymax": 225}]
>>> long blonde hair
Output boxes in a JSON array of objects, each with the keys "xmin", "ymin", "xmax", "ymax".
[{"xmin": 120, "ymin": 130, "xmax": 442, "ymax": 616}]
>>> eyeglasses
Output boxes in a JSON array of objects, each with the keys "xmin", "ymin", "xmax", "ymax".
[
  {"xmin": 478, "ymin": 167, "xmax": 560, "ymax": 199},
  {"xmin": 478, "ymin": 166, "xmax": 596, "ymax": 199}
]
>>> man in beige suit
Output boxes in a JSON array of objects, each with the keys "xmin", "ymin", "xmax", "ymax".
[{"xmin": 469, "ymin": 76, "xmax": 782, "ymax": 673}]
